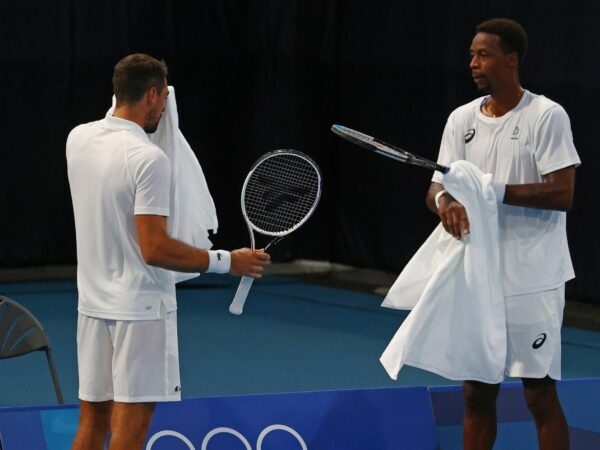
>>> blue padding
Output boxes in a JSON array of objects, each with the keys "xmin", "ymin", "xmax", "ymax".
[
  {"xmin": 0, "ymin": 387, "xmax": 440, "ymax": 450},
  {"xmin": 0, "ymin": 408, "xmax": 48, "ymax": 450},
  {"xmin": 558, "ymin": 378, "xmax": 600, "ymax": 431},
  {"xmin": 40, "ymin": 407, "xmax": 79, "ymax": 450},
  {"xmin": 430, "ymin": 379, "xmax": 600, "ymax": 449},
  {"xmin": 2, "ymin": 379, "xmax": 599, "ymax": 449},
  {"xmin": 146, "ymin": 388, "xmax": 440, "ymax": 449}
]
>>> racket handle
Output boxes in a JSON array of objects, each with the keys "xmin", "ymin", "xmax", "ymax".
[{"xmin": 229, "ymin": 276, "xmax": 255, "ymax": 315}]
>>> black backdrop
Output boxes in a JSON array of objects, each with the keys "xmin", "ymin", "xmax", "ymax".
[{"xmin": 1, "ymin": 1, "xmax": 599, "ymax": 303}]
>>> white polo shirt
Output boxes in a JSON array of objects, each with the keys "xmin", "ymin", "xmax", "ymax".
[
  {"xmin": 67, "ymin": 114, "xmax": 177, "ymax": 320},
  {"xmin": 432, "ymin": 90, "xmax": 581, "ymax": 296}
]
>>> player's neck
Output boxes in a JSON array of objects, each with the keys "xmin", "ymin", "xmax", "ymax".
[
  {"xmin": 113, "ymin": 104, "xmax": 147, "ymax": 129},
  {"xmin": 483, "ymin": 85, "xmax": 525, "ymax": 118}
]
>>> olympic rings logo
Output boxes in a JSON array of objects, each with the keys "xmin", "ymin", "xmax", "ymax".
[{"xmin": 146, "ymin": 424, "xmax": 307, "ymax": 450}]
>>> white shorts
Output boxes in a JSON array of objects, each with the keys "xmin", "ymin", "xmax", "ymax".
[
  {"xmin": 77, "ymin": 307, "xmax": 181, "ymax": 403},
  {"xmin": 505, "ymin": 286, "xmax": 565, "ymax": 380}
]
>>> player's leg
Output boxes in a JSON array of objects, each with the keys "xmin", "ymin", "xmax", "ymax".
[
  {"xmin": 71, "ymin": 400, "xmax": 112, "ymax": 450},
  {"xmin": 72, "ymin": 314, "xmax": 115, "ymax": 449},
  {"xmin": 462, "ymin": 380, "xmax": 500, "ymax": 450},
  {"xmin": 108, "ymin": 402, "xmax": 156, "ymax": 450},
  {"xmin": 522, "ymin": 377, "xmax": 569, "ymax": 450},
  {"xmin": 107, "ymin": 306, "xmax": 181, "ymax": 448},
  {"xmin": 505, "ymin": 286, "xmax": 568, "ymax": 449}
]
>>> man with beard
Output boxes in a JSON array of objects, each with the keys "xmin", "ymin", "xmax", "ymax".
[
  {"xmin": 426, "ymin": 19, "xmax": 580, "ymax": 450},
  {"xmin": 67, "ymin": 54, "xmax": 269, "ymax": 450}
]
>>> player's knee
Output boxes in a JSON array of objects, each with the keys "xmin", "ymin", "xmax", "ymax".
[
  {"xmin": 463, "ymin": 381, "xmax": 500, "ymax": 412},
  {"xmin": 78, "ymin": 401, "xmax": 112, "ymax": 430},
  {"xmin": 522, "ymin": 377, "xmax": 560, "ymax": 419},
  {"xmin": 109, "ymin": 430, "xmax": 148, "ymax": 449}
]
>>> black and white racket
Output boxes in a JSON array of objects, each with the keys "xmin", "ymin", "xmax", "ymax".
[
  {"xmin": 331, "ymin": 124, "xmax": 449, "ymax": 174},
  {"xmin": 229, "ymin": 150, "xmax": 322, "ymax": 315}
]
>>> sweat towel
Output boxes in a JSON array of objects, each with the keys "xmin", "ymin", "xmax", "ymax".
[
  {"xmin": 380, "ymin": 160, "xmax": 507, "ymax": 383},
  {"xmin": 109, "ymin": 86, "xmax": 219, "ymax": 282}
]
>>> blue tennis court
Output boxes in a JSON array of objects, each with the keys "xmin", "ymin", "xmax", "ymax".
[{"xmin": 1, "ymin": 268, "xmax": 600, "ymax": 448}]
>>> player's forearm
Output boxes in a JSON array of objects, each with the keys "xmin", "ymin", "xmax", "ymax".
[
  {"xmin": 142, "ymin": 236, "xmax": 210, "ymax": 272},
  {"xmin": 503, "ymin": 183, "xmax": 573, "ymax": 211},
  {"xmin": 502, "ymin": 166, "xmax": 576, "ymax": 212},
  {"xmin": 426, "ymin": 182, "xmax": 445, "ymax": 215}
]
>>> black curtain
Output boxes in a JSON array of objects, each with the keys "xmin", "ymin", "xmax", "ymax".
[{"xmin": 1, "ymin": 1, "xmax": 599, "ymax": 303}]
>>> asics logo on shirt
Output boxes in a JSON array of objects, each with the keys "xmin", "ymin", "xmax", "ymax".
[
  {"xmin": 532, "ymin": 333, "xmax": 547, "ymax": 349},
  {"xmin": 464, "ymin": 129, "xmax": 476, "ymax": 143}
]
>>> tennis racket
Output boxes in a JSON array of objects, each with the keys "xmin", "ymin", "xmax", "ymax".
[
  {"xmin": 331, "ymin": 124, "xmax": 449, "ymax": 174},
  {"xmin": 229, "ymin": 149, "xmax": 322, "ymax": 315}
]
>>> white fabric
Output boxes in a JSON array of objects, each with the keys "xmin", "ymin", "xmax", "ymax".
[
  {"xmin": 505, "ymin": 286, "xmax": 565, "ymax": 380},
  {"xmin": 110, "ymin": 86, "xmax": 219, "ymax": 283},
  {"xmin": 77, "ymin": 309, "xmax": 181, "ymax": 403},
  {"xmin": 67, "ymin": 115, "xmax": 177, "ymax": 320},
  {"xmin": 432, "ymin": 90, "xmax": 580, "ymax": 296},
  {"xmin": 380, "ymin": 160, "xmax": 507, "ymax": 383}
]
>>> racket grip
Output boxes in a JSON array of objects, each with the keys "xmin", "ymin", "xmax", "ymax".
[{"xmin": 229, "ymin": 276, "xmax": 255, "ymax": 315}]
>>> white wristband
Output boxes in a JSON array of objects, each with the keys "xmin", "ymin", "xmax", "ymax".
[
  {"xmin": 434, "ymin": 189, "xmax": 447, "ymax": 209},
  {"xmin": 206, "ymin": 250, "xmax": 231, "ymax": 274}
]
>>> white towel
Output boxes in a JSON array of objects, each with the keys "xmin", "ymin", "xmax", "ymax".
[
  {"xmin": 380, "ymin": 160, "xmax": 507, "ymax": 384},
  {"xmin": 109, "ymin": 86, "xmax": 219, "ymax": 283}
]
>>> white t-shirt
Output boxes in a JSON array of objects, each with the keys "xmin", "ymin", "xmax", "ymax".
[
  {"xmin": 432, "ymin": 90, "xmax": 581, "ymax": 296},
  {"xmin": 67, "ymin": 114, "xmax": 177, "ymax": 320}
]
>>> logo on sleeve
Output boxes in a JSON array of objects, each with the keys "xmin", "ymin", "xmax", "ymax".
[
  {"xmin": 532, "ymin": 333, "xmax": 547, "ymax": 349},
  {"xmin": 464, "ymin": 129, "xmax": 476, "ymax": 143}
]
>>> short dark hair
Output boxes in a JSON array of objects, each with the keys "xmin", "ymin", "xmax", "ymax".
[
  {"xmin": 476, "ymin": 18, "xmax": 528, "ymax": 67},
  {"xmin": 112, "ymin": 53, "xmax": 168, "ymax": 105}
]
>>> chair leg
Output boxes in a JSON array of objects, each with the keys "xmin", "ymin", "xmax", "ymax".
[{"xmin": 45, "ymin": 348, "xmax": 64, "ymax": 404}]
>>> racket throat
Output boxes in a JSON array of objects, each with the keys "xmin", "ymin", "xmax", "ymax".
[
  {"xmin": 264, "ymin": 236, "xmax": 283, "ymax": 251},
  {"xmin": 246, "ymin": 222, "xmax": 256, "ymax": 251}
]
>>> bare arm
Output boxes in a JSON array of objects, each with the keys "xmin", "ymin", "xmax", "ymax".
[
  {"xmin": 425, "ymin": 182, "xmax": 445, "ymax": 214},
  {"xmin": 425, "ymin": 166, "xmax": 576, "ymax": 239},
  {"xmin": 135, "ymin": 215, "xmax": 270, "ymax": 277},
  {"xmin": 503, "ymin": 166, "xmax": 576, "ymax": 211}
]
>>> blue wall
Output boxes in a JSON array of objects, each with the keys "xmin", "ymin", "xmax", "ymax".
[{"xmin": 1, "ymin": 380, "xmax": 599, "ymax": 449}]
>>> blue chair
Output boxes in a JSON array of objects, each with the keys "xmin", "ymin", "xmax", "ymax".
[{"xmin": 0, "ymin": 295, "xmax": 64, "ymax": 404}]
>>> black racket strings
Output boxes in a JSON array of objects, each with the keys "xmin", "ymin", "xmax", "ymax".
[{"xmin": 244, "ymin": 155, "xmax": 320, "ymax": 235}]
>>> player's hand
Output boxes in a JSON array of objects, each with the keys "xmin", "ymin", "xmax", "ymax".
[
  {"xmin": 438, "ymin": 193, "xmax": 470, "ymax": 239},
  {"xmin": 229, "ymin": 248, "xmax": 270, "ymax": 278}
]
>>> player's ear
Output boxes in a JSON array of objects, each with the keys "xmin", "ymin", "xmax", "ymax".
[
  {"xmin": 145, "ymin": 86, "xmax": 158, "ymax": 105},
  {"xmin": 506, "ymin": 51, "xmax": 518, "ymax": 69}
]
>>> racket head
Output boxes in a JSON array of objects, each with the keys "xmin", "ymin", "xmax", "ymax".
[{"xmin": 241, "ymin": 149, "xmax": 322, "ymax": 237}]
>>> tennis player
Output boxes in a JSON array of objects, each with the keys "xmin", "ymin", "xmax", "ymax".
[
  {"xmin": 67, "ymin": 54, "xmax": 270, "ymax": 450},
  {"xmin": 426, "ymin": 19, "xmax": 580, "ymax": 450}
]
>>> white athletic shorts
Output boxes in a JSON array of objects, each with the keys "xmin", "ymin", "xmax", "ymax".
[
  {"xmin": 505, "ymin": 285, "xmax": 565, "ymax": 380},
  {"xmin": 77, "ymin": 306, "xmax": 181, "ymax": 403}
]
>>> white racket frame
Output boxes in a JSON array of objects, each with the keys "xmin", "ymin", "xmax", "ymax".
[{"xmin": 229, "ymin": 150, "xmax": 322, "ymax": 315}]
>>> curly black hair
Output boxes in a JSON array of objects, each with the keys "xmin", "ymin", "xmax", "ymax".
[{"xmin": 476, "ymin": 18, "xmax": 528, "ymax": 67}]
